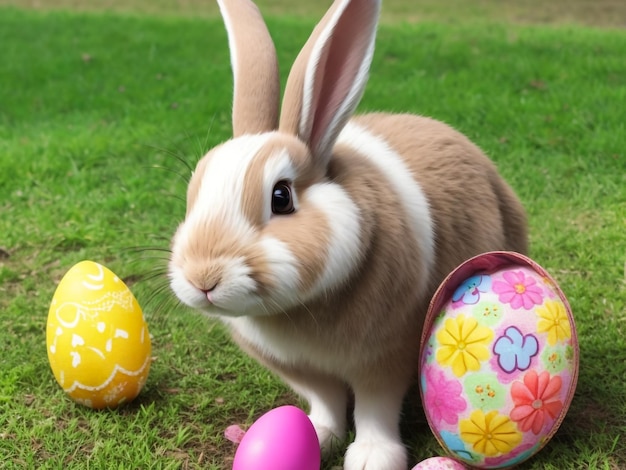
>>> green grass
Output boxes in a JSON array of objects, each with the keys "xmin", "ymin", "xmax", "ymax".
[
  {"xmin": 2, "ymin": 0, "xmax": 626, "ymax": 28},
  {"xmin": 1, "ymin": 4, "xmax": 625, "ymax": 469}
]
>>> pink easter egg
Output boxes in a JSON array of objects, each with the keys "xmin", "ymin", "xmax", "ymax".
[
  {"xmin": 233, "ymin": 405, "xmax": 320, "ymax": 470},
  {"xmin": 419, "ymin": 252, "xmax": 579, "ymax": 469},
  {"xmin": 412, "ymin": 456, "xmax": 467, "ymax": 469}
]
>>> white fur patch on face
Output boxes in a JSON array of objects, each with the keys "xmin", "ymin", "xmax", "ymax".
[
  {"xmin": 187, "ymin": 134, "xmax": 273, "ymax": 234},
  {"xmin": 304, "ymin": 181, "xmax": 363, "ymax": 300},
  {"xmin": 338, "ymin": 121, "xmax": 435, "ymax": 296},
  {"xmin": 170, "ymin": 134, "xmax": 273, "ymax": 316},
  {"xmin": 258, "ymin": 236, "xmax": 301, "ymax": 310},
  {"xmin": 168, "ymin": 264, "xmax": 207, "ymax": 310},
  {"xmin": 169, "ymin": 255, "xmax": 261, "ymax": 317},
  {"xmin": 209, "ymin": 256, "xmax": 261, "ymax": 315}
]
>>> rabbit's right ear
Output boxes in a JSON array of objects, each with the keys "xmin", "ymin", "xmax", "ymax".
[
  {"xmin": 217, "ymin": 0, "xmax": 280, "ymax": 137},
  {"xmin": 279, "ymin": 0, "xmax": 380, "ymax": 167}
]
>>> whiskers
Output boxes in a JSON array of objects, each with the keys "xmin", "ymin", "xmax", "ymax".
[
  {"xmin": 121, "ymin": 241, "xmax": 178, "ymax": 324},
  {"xmin": 125, "ymin": 137, "xmax": 205, "ymax": 324},
  {"xmin": 294, "ymin": 298, "xmax": 319, "ymax": 329},
  {"xmin": 261, "ymin": 296, "xmax": 291, "ymax": 320},
  {"xmin": 142, "ymin": 115, "xmax": 218, "ymax": 181},
  {"xmin": 246, "ymin": 250, "xmax": 320, "ymax": 327},
  {"xmin": 254, "ymin": 285, "xmax": 319, "ymax": 330}
]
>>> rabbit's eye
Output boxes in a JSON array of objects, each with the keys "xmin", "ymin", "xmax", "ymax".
[{"xmin": 272, "ymin": 181, "xmax": 295, "ymax": 215}]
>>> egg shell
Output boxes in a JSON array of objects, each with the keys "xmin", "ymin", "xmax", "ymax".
[
  {"xmin": 419, "ymin": 252, "xmax": 578, "ymax": 469},
  {"xmin": 412, "ymin": 456, "xmax": 467, "ymax": 469},
  {"xmin": 47, "ymin": 260, "xmax": 151, "ymax": 409},
  {"xmin": 233, "ymin": 405, "xmax": 320, "ymax": 470}
]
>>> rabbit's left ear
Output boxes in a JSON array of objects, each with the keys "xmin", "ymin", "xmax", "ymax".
[
  {"xmin": 218, "ymin": 0, "xmax": 280, "ymax": 136},
  {"xmin": 279, "ymin": 0, "xmax": 380, "ymax": 166}
]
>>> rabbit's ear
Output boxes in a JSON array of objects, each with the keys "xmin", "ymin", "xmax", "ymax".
[
  {"xmin": 218, "ymin": 0, "xmax": 280, "ymax": 136},
  {"xmin": 279, "ymin": 0, "xmax": 380, "ymax": 166}
]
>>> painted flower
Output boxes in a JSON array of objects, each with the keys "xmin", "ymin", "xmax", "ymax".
[
  {"xmin": 424, "ymin": 367, "xmax": 467, "ymax": 425},
  {"xmin": 541, "ymin": 345, "xmax": 567, "ymax": 374},
  {"xmin": 464, "ymin": 372, "xmax": 506, "ymax": 411},
  {"xmin": 460, "ymin": 409, "xmax": 522, "ymax": 457},
  {"xmin": 440, "ymin": 430, "xmax": 475, "ymax": 462},
  {"xmin": 493, "ymin": 326, "xmax": 539, "ymax": 373},
  {"xmin": 452, "ymin": 275, "xmax": 492, "ymax": 305},
  {"xmin": 510, "ymin": 370, "xmax": 563, "ymax": 435},
  {"xmin": 436, "ymin": 314, "xmax": 494, "ymax": 377},
  {"xmin": 537, "ymin": 299, "xmax": 571, "ymax": 345},
  {"xmin": 493, "ymin": 270, "xmax": 543, "ymax": 310},
  {"xmin": 472, "ymin": 301, "xmax": 502, "ymax": 327},
  {"xmin": 484, "ymin": 443, "xmax": 538, "ymax": 468}
]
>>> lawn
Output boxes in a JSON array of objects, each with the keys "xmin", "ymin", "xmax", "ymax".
[{"xmin": 0, "ymin": 1, "xmax": 625, "ymax": 469}]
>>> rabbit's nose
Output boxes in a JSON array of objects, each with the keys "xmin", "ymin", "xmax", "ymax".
[{"xmin": 202, "ymin": 283, "xmax": 218, "ymax": 303}]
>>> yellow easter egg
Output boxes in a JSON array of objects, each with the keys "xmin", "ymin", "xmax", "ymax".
[{"xmin": 46, "ymin": 260, "xmax": 151, "ymax": 409}]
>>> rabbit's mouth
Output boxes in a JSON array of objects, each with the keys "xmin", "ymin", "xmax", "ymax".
[{"xmin": 168, "ymin": 258, "xmax": 269, "ymax": 317}]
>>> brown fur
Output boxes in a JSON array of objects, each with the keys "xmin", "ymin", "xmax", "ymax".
[
  {"xmin": 173, "ymin": 1, "xmax": 529, "ymax": 468},
  {"xmin": 231, "ymin": 113, "xmax": 527, "ymax": 389},
  {"xmin": 241, "ymin": 135, "xmax": 320, "ymax": 226},
  {"xmin": 185, "ymin": 155, "xmax": 210, "ymax": 217},
  {"xmin": 354, "ymin": 113, "xmax": 528, "ymax": 293},
  {"xmin": 219, "ymin": 0, "xmax": 280, "ymax": 136}
]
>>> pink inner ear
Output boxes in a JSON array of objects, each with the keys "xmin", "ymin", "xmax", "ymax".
[{"xmin": 309, "ymin": 0, "xmax": 377, "ymax": 155}]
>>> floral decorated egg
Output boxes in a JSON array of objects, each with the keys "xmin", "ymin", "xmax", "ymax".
[
  {"xmin": 420, "ymin": 252, "xmax": 578, "ymax": 468},
  {"xmin": 412, "ymin": 456, "xmax": 467, "ymax": 469},
  {"xmin": 47, "ymin": 261, "xmax": 151, "ymax": 409}
]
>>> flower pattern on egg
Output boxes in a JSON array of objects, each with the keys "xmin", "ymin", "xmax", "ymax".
[
  {"xmin": 459, "ymin": 410, "xmax": 522, "ymax": 457},
  {"xmin": 493, "ymin": 326, "xmax": 539, "ymax": 373},
  {"xmin": 452, "ymin": 275, "xmax": 492, "ymax": 305},
  {"xmin": 492, "ymin": 270, "xmax": 543, "ymax": 310},
  {"xmin": 536, "ymin": 299, "xmax": 571, "ymax": 346},
  {"xmin": 420, "ymin": 254, "xmax": 578, "ymax": 468},
  {"xmin": 423, "ymin": 366, "xmax": 467, "ymax": 425},
  {"xmin": 510, "ymin": 370, "xmax": 563, "ymax": 435},
  {"xmin": 463, "ymin": 372, "xmax": 506, "ymax": 411},
  {"xmin": 435, "ymin": 314, "xmax": 494, "ymax": 377}
]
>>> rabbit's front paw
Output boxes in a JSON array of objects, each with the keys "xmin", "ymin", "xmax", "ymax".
[{"xmin": 343, "ymin": 439, "xmax": 407, "ymax": 470}]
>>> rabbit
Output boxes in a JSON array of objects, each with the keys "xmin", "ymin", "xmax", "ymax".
[{"xmin": 167, "ymin": 0, "xmax": 528, "ymax": 468}]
